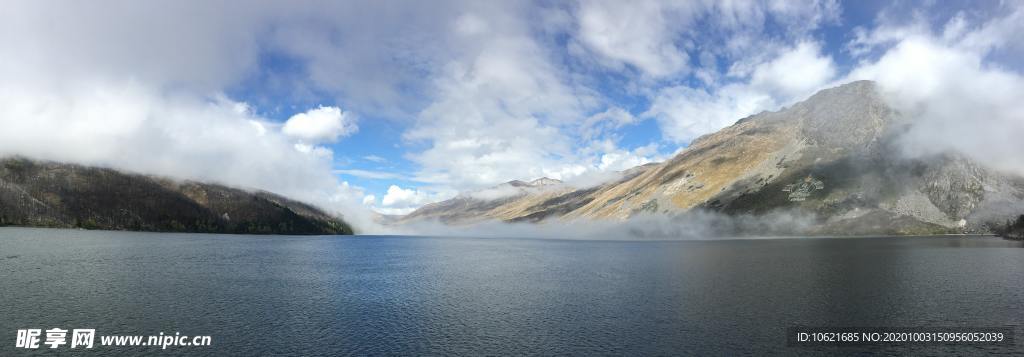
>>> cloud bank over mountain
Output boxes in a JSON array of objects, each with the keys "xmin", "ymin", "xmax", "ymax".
[
  {"xmin": 0, "ymin": 1, "xmax": 1020, "ymax": 231},
  {"xmin": 843, "ymin": 7, "xmax": 1024, "ymax": 177}
]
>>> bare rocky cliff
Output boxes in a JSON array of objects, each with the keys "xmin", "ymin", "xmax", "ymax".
[{"xmin": 399, "ymin": 80, "xmax": 1024, "ymax": 235}]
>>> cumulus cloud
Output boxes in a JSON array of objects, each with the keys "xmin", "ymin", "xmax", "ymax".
[
  {"xmin": 382, "ymin": 185, "xmax": 435, "ymax": 207},
  {"xmin": 376, "ymin": 185, "xmax": 450, "ymax": 215},
  {"xmin": 282, "ymin": 106, "xmax": 357, "ymax": 143}
]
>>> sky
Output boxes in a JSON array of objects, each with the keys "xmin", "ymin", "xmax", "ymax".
[{"xmin": 0, "ymin": 0, "xmax": 1022, "ymax": 231}]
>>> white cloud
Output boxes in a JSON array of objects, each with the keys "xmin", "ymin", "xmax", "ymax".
[
  {"xmin": 844, "ymin": 6, "xmax": 1024, "ymax": 176},
  {"xmin": 382, "ymin": 185, "xmax": 432, "ymax": 207},
  {"xmin": 0, "ymin": 80, "xmax": 324, "ymax": 191},
  {"xmin": 597, "ymin": 143, "xmax": 661, "ymax": 171},
  {"xmin": 576, "ymin": 0, "xmax": 693, "ymax": 78},
  {"xmin": 766, "ymin": 0, "xmax": 841, "ymax": 34},
  {"xmin": 748, "ymin": 41, "xmax": 836, "ymax": 100},
  {"xmin": 333, "ymin": 169, "xmax": 404, "ymax": 180},
  {"xmin": 293, "ymin": 143, "xmax": 334, "ymax": 159},
  {"xmin": 363, "ymin": 155, "xmax": 387, "ymax": 163},
  {"xmin": 362, "ymin": 194, "xmax": 376, "ymax": 205},
  {"xmin": 572, "ymin": 0, "xmax": 840, "ymax": 79},
  {"xmin": 248, "ymin": 120, "xmax": 268, "ymax": 136},
  {"xmin": 282, "ymin": 106, "xmax": 357, "ymax": 143},
  {"xmin": 646, "ymin": 84, "xmax": 772, "ymax": 143},
  {"xmin": 400, "ymin": 5, "xmax": 692, "ymax": 194},
  {"xmin": 454, "ymin": 13, "xmax": 490, "ymax": 36},
  {"xmin": 646, "ymin": 41, "xmax": 836, "ymax": 143},
  {"xmin": 404, "ymin": 10, "xmax": 595, "ymax": 190},
  {"xmin": 582, "ymin": 107, "xmax": 639, "ymax": 140},
  {"xmin": 376, "ymin": 185, "xmax": 451, "ymax": 215},
  {"xmin": 466, "ymin": 185, "xmax": 530, "ymax": 201},
  {"xmin": 0, "ymin": 2, "xmax": 271, "ymax": 92},
  {"xmin": 570, "ymin": 1, "xmax": 842, "ymax": 145}
]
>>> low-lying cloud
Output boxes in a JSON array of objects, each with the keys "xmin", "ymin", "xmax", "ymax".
[
  {"xmin": 845, "ymin": 8, "xmax": 1024, "ymax": 177},
  {"xmin": 391, "ymin": 209, "xmax": 819, "ymax": 240},
  {"xmin": 0, "ymin": 78, "xmax": 381, "ymax": 232},
  {"xmin": 282, "ymin": 106, "xmax": 357, "ymax": 144}
]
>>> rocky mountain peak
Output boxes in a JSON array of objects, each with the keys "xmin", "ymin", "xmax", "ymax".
[{"xmin": 792, "ymin": 80, "xmax": 893, "ymax": 150}]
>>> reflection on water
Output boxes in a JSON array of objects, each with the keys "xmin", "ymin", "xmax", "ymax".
[{"xmin": 1, "ymin": 228, "xmax": 1022, "ymax": 355}]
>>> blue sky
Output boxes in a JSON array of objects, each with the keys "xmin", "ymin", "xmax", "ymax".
[{"xmin": 0, "ymin": 0, "xmax": 1022, "ymax": 221}]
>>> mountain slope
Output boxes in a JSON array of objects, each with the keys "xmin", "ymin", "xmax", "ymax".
[
  {"xmin": 0, "ymin": 157, "xmax": 354, "ymax": 235},
  {"xmin": 400, "ymin": 80, "xmax": 1024, "ymax": 235},
  {"xmin": 399, "ymin": 177, "xmax": 574, "ymax": 224}
]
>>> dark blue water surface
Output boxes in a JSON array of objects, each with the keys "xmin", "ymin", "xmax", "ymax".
[{"xmin": 1, "ymin": 227, "xmax": 1023, "ymax": 356}]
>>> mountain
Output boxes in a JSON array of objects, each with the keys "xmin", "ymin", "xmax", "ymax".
[
  {"xmin": 400, "ymin": 80, "xmax": 1024, "ymax": 235},
  {"xmin": 399, "ymin": 177, "xmax": 571, "ymax": 224},
  {"xmin": 0, "ymin": 157, "xmax": 354, "ymax": 235}
]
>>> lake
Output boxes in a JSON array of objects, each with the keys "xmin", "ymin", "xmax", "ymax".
[{"xmin": 1, "ymin": 227, "xmax": 1022, "ymax": 355}]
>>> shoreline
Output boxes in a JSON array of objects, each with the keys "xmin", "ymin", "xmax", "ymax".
[{"xmin": 1, "ymin": 225, "xmax": 1004, "ymax": 242}]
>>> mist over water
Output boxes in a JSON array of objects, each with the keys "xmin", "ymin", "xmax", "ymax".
[{"xmin": 391, "ymin": 209, "xmax": 819, "ymax": 240}]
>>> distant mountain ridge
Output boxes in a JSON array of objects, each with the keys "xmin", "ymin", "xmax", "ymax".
[
  {"xmin": 399, "ymin": 177, "xmax": 571, "ymax": 224},
  {"xmin": 0, "ymin": 157, "xmax": 353, "ymax": 235},
  {"xmin": 399, "ymin": 80, "xmax": 1024, "ymax": 236}
]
